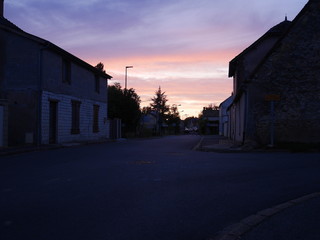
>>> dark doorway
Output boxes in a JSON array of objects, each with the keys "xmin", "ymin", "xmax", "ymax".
[{"xmin": 49, "ymin": 101, "xmax": 58, "ymax": 144}]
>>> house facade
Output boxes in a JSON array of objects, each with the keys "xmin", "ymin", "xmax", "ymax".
[
  {"xmin": 0, "ymin": 1, "xmax": 112, "ymax": 146},
  {"xmin": 228, "ymin": 0, "xmax": 320, "ymax": 146},
  {"xmin": 219, "ymin": 96, "xmax": 233, "ymax": 137}
]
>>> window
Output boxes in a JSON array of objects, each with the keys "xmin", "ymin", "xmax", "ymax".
[
  {"xmin": 93, "ymin": 105, "xmax": 99, "ymax": 133},
  {"xmin": 71, "ymin": 100, "xmax": 81, "ymax": 134},
  {"xmin": 95, "ymin": 75, "xmax": 100, "ymax": 93},
  {"xmin": 62, "ymin": 59, "xmax": 71, "ymax": 84}
]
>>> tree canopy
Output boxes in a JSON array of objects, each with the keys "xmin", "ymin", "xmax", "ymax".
[
  {"xmin": 108, "ymin": 83, "xmax": 141, "ymax": 133},
  {"xmin": 148, "ymin": 87, "xmax": 183, "ymax": 134},
  {"xmin": 150, "ymin": 86, "xmax": 169, "ymax": 117},
  {"xmin": 166, "ymin": 104, "xmax": 181, "ymax": 134},
  {"xmin": 95, "ymin": 62, "xmax": 106, "ymax": 73}
]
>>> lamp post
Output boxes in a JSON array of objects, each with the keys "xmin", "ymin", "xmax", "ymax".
[{"xmin": 125, "ymin": 66, "xmax": 133, "ymax": 90}]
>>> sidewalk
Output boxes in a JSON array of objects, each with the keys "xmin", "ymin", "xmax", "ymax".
[
  {"xmin": 212, "ymin": 192, "xmax": 320, "ymax": 240},
  {"xmin": 0, "ymin": 139, "xmax": 111, "ymax": 157},
  {"xmin": 197, "ymin": 135, "xmax": 243, "ymax": 153},
  {"xmin": 198, "ymin": 135, "xmax": 320, "ymax": 153},
  {"xmin": 198, "ymin": 136, "xmax": 320, "ymax": 240},
  {"xmin": 0, "ymin": 144, "xmax": 62, "ymax": 156}
]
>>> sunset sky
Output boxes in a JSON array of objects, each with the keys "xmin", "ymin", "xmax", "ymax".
[{"xmin": 5, "ymin": 0, "xmax": 308, "ymax": 118}]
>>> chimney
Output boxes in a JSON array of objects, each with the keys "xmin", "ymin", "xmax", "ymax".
[{"xmin": 1, "ymin": 0, "xmax": 3, "ymax": 18}]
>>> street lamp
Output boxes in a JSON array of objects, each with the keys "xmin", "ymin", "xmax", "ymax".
[{"xmin": 125, "ymin": 66, "xmax": 133, "ymax": 89}]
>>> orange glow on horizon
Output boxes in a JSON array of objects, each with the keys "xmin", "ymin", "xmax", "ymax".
[{"xmin": 85, "ymin": 48, "xmax": 236, "ymax": 118}]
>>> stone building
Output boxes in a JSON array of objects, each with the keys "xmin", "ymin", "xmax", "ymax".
[
  {"xmin": 0, "ymin": 0, "xmax": 112, "ymax": 146},
  {"xmin": 228, "ymin": 0, "xmax": 320, "ymax": 146}
]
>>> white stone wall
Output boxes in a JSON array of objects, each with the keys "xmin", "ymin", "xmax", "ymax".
[{"xmin": 41, "ymin": 91, "xmax": 109, "ymax": 144}]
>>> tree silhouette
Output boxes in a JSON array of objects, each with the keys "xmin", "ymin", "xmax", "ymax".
[
  {"xmin": 167, "ymin": 104, "xmax": 181, "ymax": 134},
  {"xmin": 142, "ymin": 106, "xmax": 152, "ymax": 114},
  {"xmin": 150, "ymin": 86, "xmax": 169, "ymax": 117},
  {"xmin": 108, "ymin": 83, "xmax": 141, "ymax": 135},
  {"xmin": 169, "ymin": 104, "xmax": 180, "ymax": 119},
  {"xmin": 149, "ymin": 86, "xmax": 170, "ymax": 135},
  {"xmin": 95, "ymin": 62, "xmax": 106, "ymax": 73}
]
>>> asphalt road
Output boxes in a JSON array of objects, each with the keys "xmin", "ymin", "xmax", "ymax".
[{"xmin": 1, "ymin": 135, "xmax": 320, "ymax": 240}]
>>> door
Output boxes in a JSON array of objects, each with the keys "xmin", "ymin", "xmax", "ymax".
[{"xmin": 49, "ymin": 101, "xmax": 57, "ymax": 144}]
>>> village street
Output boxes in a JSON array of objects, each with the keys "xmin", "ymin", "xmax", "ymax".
[{"xmin": 1, "ymin": 135, "xmax": 320, "ymax": 240}]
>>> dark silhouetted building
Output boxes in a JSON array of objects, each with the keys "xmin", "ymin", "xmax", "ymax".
[
  {"xmin": 0, "ymin": 1, "xmax": 112, "ymax": 146},
  {"xmin": 201, "ymin": 107, "xmax": 219, "ymax": 135},
  {"xmin": 227, "ymin": 0, "xmax": 320, "ymax": 146}
]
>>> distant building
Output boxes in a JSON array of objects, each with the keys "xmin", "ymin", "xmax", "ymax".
[
  {"xmin": 139, "ymin": 112, "xmax": 157, "ymax": 136},
  {"xmin": 219, "ymin": 96, "xmax": 233, "ymax": 137},
  {"xmin": 0, "ymin": 1, "xmax": 112, "ymax": 146},
  {"xmin": 228, "ymin": 0, "xmax": 320, "ymax": 146},
  {"xmin": 201, "ymin": 107, "xmax": 219, "ymax": 135}
]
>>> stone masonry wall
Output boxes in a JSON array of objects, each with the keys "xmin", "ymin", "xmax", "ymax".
[{"xmin": 250, "ymin": 1, "xmax": 320, "ymax": 144}]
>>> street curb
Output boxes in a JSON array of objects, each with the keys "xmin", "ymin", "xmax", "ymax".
[
  {"xmin": 192, "ymin": 136, "xmax": 204, "ymax": 151},
  {"xmin": 200, "ymin": 146, "xmax": 245, "ymax": 153},
  {"xmin": 210, "ymin": 192, "xmax": 320, "ymax": 240},
  {"xmin": 0, "ymin": 145, "xmax": 62, "ymax": 157},
  {"xmin": 0, "ymin": 140, "xmax": 111, "ymax": 157},
  {"xmin": 194, "ymin": 136, "xmax": 246, "ymax": 153}
]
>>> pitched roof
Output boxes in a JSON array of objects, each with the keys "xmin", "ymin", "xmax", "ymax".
[
  {"xmin": 228, "ymin": 18, "xmax": 291, "ymax": 77},
  {"xmin": 0, "ymin": 16, "xmax": 112, "ymax": 79},
  {"xmin": 219, "ymin": 95, "xmax": 233, "ymax": 109},
  {"xmin": 249, "ymin": 0, "xmax": 314, "ymax": 79},
  {"xmin": 229, "ymin": 0, "xmax": 316, "ymax": 106},
  {"xmin": 0, "ymin": 16, "xmax": 23, "ymax": 31},
  {"xmin": 267, "ymin": 17, "xmax": 292, "ymax": 34}
]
